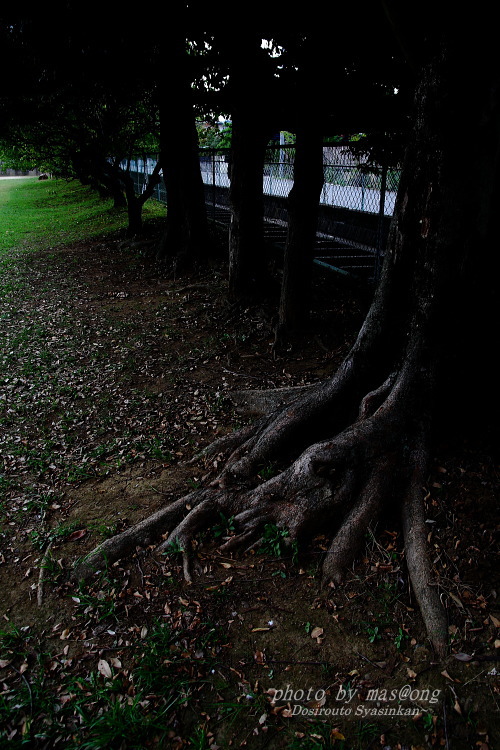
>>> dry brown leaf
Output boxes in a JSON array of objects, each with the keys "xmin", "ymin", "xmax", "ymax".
[
  {"xmin": 448, "ymin": 592, "xmax": 464, "ymax": 608},
  {"xmin": 97, "ymin": 659, "xmax": 112, "ymax": 678},
  {"xmin": 67, "ymin": 529, "xmax": 87, "ymax": 541},
  {"xmin": 254, "ymin": 650, "xmax": 265, "ymax": 664},
  {"xmin": 453, "ymin": 652, "xmax": 473, "ymax": 662},
  {"xmin": 490, "ymin": 614, "xmax": 500, "ymax": 628}
]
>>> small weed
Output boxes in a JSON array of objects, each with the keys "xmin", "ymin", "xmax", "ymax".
[
  {"xmin": 423, "ymin": 711, "xmax": 436, "ymax": 730},
  {"xmin": 258, "ymin": 461, "xmax": 278, "ymax": 480},
  {"xmin": 364, "ymin": 623, "xmax": 381, "ymax": 643},
  {"xmin": 189, "ymin": 726, "xmax": 211, "ymax": 750},
  {"xmin": 39, "ymin": 549, "xmax": 64, "ymax": 583},
  {"xmin": 162, "ymin": 537, "xmax": 185, "ymax": 556},
  {"xmin": 212, "ymin": 511, "xmax": 235, "ymax": 539},
  {"xmin": 89, "ymin": 520, "xmax": 117, "ymax": 539},
  {"xmin": 394, "ymin": 626, "xmax": 408, "ymax": 650},
  {"xmin": 75, "ymin": 573, "xmax": 119, "ymax": 622},
  {"xmin": 258, "ymin": 523, "xmax": 291, "ymax": 558},
  {"xmin": 30, "ymin": 521, "xmax": 81, "ymax": 551}
]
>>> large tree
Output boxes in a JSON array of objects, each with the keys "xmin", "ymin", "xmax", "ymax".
[
  {"xmin": 156, "ymin": 21, "xmax": 211, "ymax": 265},
  {"xmin": 76, "ymin": 19, "xmax": 497, "ymax": 657},
  {"xmin": 225, "ymin": 33, "xmax": 278, "ymax": 300}
]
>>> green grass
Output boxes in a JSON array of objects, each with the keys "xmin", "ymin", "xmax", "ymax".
[{"xmin": 0, "ymin": 177, "xmax": 164, "ymax": 254}]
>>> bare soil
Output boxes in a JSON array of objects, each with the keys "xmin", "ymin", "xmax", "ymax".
[{"xmin": 0, "ymin": 228, "xmax": 498, "ymax": 749}]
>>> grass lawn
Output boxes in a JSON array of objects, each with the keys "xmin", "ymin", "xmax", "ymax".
[{"xmin": 0, "ymin": 177, "xmax": 165, "ymax": 254}]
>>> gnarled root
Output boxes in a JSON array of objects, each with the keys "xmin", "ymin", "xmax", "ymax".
[
  {"xmin": 74, "ymin": 364, "xmax": 448, "ymax": 657},
  {"xmin": 401, "ymin": 433, "xmax": 448, "ymax": 658}
]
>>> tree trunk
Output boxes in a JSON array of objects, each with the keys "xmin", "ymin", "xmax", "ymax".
[
  {"xmin": 228, "ymin": 115, "xmax": 271, "ymax": 300},
  {"xmin": 120, "ymin": 160, "xmax": 162, "ymax": 237},
  {"xmin": 276, "ymin": 125, "xmax": 324, "ymax": 339},
  {"xmin": 157, "ymin": 26, "xmax": 209, "ymax": 265},
  {"xmin": 75, "ymin": 31, "xmax": 498, "ymax": 659},
  {"xmin": 227, "ymin": 33, "xmax": 274, "ymax": 302}
]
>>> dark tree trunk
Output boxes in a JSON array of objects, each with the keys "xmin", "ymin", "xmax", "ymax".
[
  {"xmin": 276, "ymin": 125, "xmax": 324, "ymax": 338},
  {"xmin": 227, "ymin": 32, "xmax": 275, "ymax": 302},
  {"xmin": 120, "ymin": 160, "xmax": 162, "ymax": 237},
  {"xmin": 228, "ymin": 116, "xmax": 270, "ymax": 300},
  {"xmin": 76, "ymin": 29, "xmax": 498, "ymax": 658},
  {"xmin": 157, "ymin": 27, "xmax": 209, "ymax": 265}
]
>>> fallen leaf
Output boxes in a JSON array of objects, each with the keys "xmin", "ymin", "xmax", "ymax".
[
  {"xmin": 97, "ymin": 659, "xmax": 112, "ymax": 678},
  {"xmin": 254, "ymin": 650, "xmax": 265, "ymax": 664},
  {"xmin": 448, "ymin": 592, "xmax": 464, "ymax": 608},
  {"xmin": 407, "ymin": 668, "xmax": 417, "ymax": 679},
  {"xmin": 0, "ymin": 659, "xmax": 11, "ymax": 668},
  {"xmin": 453, "ymin": 652, "xmax": 473, "ymax": 662},
  {"xmin": 67, "ymin": 529, "xmax": 87, "ymax": 541},
  {"xmin": 490, "ymin": 615, "xmax": 500, "ymax": 628}
]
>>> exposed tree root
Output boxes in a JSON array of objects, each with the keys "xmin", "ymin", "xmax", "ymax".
[
  {"xmin": 228, "ymin": 384, "xmax": 316, "ymax": 417},
  {"xmin": 401, "ymin": 433, "xmax": 448, "ymax": 658},
  {"xmin": 74, "ymin": 360, "xmax": 448, "ymax": 657}
]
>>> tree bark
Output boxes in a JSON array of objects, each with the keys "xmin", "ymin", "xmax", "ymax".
[
  {"xmin": 276, "ymin": 125, "xmax": 324, "ymax": 338},
  {"xmin": 228, "ymin": 114, "xmax": 270, "ymax": 300},
  {"xmin": 157, "ymin": 24, "xmax": 209, "ymax": 265},
  {"xmin": 120, "ymin": 160, "xmax": 162, "ymax": 237},
  {"xmin": 227, "ymin": 32, "xmax": 275, "ymax": 302}
]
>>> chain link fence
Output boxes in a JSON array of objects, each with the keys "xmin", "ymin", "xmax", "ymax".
[
  {"xmin": 124, "ymin": 145, "xmax": 401, "ymax": 218},
  {"xmin": 199, "ymin": 144, "xmax": 401, "ymax": 218},
  {"xmin": 123, "ymin": 144, "xmax": 401, "ymax": 279}
]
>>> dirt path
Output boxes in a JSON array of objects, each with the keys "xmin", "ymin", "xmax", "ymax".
[{"xmin": 0, "ymin": 234, "xmax": 498, "ymax": 749}]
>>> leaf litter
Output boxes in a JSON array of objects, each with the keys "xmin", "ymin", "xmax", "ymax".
[{"xmin": 0, "ymin": 231, "xmax": 498, "ymax": 749}]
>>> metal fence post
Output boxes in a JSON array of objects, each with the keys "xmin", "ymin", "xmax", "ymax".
[
  {"xmin": 375, "ymin": 161, "xmax": 388, "ymax": 282},
  {"xmin": 211, "ymin": 150, "xmax": 216, "ymax": 220}
]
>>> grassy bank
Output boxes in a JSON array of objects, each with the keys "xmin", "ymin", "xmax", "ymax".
[{"xmin": 0, "ymin": 177, "xmax": 165, "ymax": 254}]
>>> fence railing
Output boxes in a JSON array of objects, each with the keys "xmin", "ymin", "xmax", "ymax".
[
  {"xmin": 198, "ymin": 144, "xmax": 401, "ymax": 217},
  {"xmin": 124, "ymin": 144, "xmax": 401, "ymax": 220}
]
